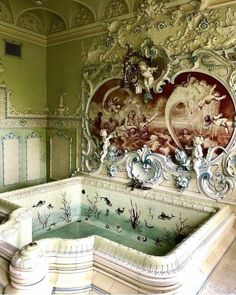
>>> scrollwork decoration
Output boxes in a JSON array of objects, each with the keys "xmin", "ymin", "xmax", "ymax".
[{"xmin": 125, "ymin": 145, "xmax": 167, "ymax": 185}]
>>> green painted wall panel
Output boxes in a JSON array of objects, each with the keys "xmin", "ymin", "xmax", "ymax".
[{"xmin": 0, "ymin": 33, "xmax": 47, "ymax": 112}]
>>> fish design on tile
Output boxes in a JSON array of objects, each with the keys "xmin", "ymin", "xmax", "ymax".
[
  {"xmin": 144, "ymin": 219, "xmax": 154, "ymax": 228},
  {"xmin": 100, "ymin": 197, "xmax": 112, "ymax": 206},
  {"xmin": 153, "ymin": 237, "xmax": 162, "ymax": 247},
  {"xmin": 32, "ymin": 200, "xmax": 46, "ymax": 207},
  {"xmin": 116, "ymin": 207, "xmax": 125, "ymax": 215},
  {"xmin": 158, "ymin": 212, "xmax": 175, "ymax": 220},
  {"xmin": 137, "ymin": 235, "xmax": 147, "ymax": 242},
  {"xmin": 47, "ymin": 203, "xmax": 54, "ymax": 209},
  {"xmin": 116, "ymin": 224, "xmax": 122, "ymax": 232}
]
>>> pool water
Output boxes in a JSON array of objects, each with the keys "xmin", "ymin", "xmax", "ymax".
[{"xmin": 35, "ymin": 217, "xmax": 197, "ymax": 256}]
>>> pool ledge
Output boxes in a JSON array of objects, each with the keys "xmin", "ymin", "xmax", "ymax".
[{"xmin": 4, "ymin": 205, "xmax": 236, "ymax": 295}]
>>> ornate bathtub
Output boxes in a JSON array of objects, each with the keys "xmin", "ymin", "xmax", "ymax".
[{"xmin": 0, "ymin": 175, "xmax": 235, "ymax": 294}]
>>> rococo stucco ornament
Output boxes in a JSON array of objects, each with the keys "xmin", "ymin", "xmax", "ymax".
[
  {"xmin": 81, "ymin": 1, "xmax": 236, "ymax": 201},
  {"xmin": 0, "ymin": 83, "xmax": 81, "ymax": 128}
]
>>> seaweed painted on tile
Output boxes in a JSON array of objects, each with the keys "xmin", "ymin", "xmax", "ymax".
[
  {"xmin": 37, "ymin": 211, "xmax": 52, "ymax": 229},
  {"xmin": 129, "ymin": 199, "xmax": 141, "ymax": 230},
  {"xmin": 173, "ymin": 212, "xmax": 192, "ymax": 244},
  {"xmin": 162, "ymin": 213, "xmax": 192, "ymax": 248},
  {"xmin": 60, "ymin": 192, "xmax": 72, "ymax": 223},
  {"xmin": 85, "ymin": 192, "xmax": 101, "ymax": 220}
]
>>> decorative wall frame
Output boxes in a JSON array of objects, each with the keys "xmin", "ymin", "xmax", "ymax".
[
  {"xmin": 49, "ymin": 132, "xmax": 72, "ymax": 180},
  {"xmin": 26, "ymin": 132, "xmax": 41, "ymax": 182},
  {"xmin": 0, "ymin": 83, "xmax": 81, "ymax": 129},
  {"xmin": 1, "ymin": 133, "xmax": 20, "ymax": 186}
]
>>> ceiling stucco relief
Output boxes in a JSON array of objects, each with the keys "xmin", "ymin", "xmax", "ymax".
[
  {"xmin": 102, "ymin": 0, "xmax": 129, "ymax": 19},
  {"xmin": 83, "ymin": 0, "xmax": 236, "ymax": 68},
  {"xmin": 0, "ymin": 2, "xmax": 12, "ymax": 23},
  {"xmin": 48, "ymin": 15, "xmax": 66, "ymax": 34},
  {"xmin": 17, "ymin": 11, "xmax": 43, "ymax": 34},
  {"xmin": 16, "ymin": 9, "xmax": 67, "ymax": 35},
  {"xmin": 72, "ymin": 3, "xmax": 95, "ymax": 28}
]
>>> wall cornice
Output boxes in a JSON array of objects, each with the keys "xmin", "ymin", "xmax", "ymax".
[
  {"xmin": 0, "ymin": 21, "xmax": 46, "ymax": 47},
  {"xmin": 0, "ymin": 13, "xmax": 135, "ymax": 47}
]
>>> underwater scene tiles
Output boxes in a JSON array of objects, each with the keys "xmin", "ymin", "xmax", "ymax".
[{"xmin": 35, "ymin": 185, "xmax": 213, "ymax": 256}]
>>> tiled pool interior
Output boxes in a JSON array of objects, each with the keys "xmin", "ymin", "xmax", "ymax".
[{"xmin": 34, "ymin": 185, "xmax": 213, "ymax": 256}]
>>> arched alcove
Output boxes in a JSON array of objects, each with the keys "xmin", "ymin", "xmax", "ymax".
[
  {"xmin": 0, "ymin": 1, "xmax": 13, "ymax": 23},
  {"xmin": 71, "ymin": 1, "xmax": 95, "ymax": 28},
  {"xmin": 16, "ymin": 8, "xmax": 66, "ymax": 35}
]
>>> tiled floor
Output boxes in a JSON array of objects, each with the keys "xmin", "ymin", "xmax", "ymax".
[{"xmin": 199, "ymin": 238, "xmax": 236, "ymax": 295}]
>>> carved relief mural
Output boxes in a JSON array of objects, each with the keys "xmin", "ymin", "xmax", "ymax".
[
  {"xmin": 73, "ymin": 4, "xmax": 95, "ymax": 28},
  {"xmin": 17, "ymin": 12, "xmax": 43, "ymax": 34},
  {"xmin": 0, "ymin": 3, "xmax": 12, "ymax": 23},
  {"xmin": 102, "ymin": 0, "xmax": 128, "ymax": 19}
]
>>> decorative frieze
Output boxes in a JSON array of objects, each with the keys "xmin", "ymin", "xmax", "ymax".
[{"xmin": 0, "ymin": 83, "xmax": 81, "ymax": 128}]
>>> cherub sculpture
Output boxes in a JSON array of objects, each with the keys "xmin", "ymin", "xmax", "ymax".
[
  {"xmin": 191, "ymin": 136, "xmax": 205, "ymax": 176},
  {"xmin": 100, "ymin": 129, "xmax": 113, "ymax": 163},
  {"xmin": 136, "ymin": 60, "xmax": 158, "ymax": 94}
]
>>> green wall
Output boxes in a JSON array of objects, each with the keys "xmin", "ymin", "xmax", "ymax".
[
  {"xmin": 46, "ymin": 40, "xmax": 83, "ymax": 110},
  {"xmin": 0, "ymin": 33, "xmax": 47, "ymax": 112}
]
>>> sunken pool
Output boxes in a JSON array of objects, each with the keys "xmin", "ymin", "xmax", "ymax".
[
  {"xmin": 34, "ymin": 189, "xmax": 213, "ymax": 256},
  {"xmin": 1, "ymin": 176, "xmax": 235, "ymax": 295}
]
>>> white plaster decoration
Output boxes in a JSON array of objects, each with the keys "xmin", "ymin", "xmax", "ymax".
[
  {"xmin": 73, "ymin": 4, "xmax": 95, "ymax": 27},
  {"xmin": 0, "ymin": 198, "xmax": 32, "ymax": 248},
  {"xmin": 17, "ymin": 12, "xmax": 43, "ymax": 34},
  {"xmin": 5, "ymin": 242, "xmax": 53, "ymax": 295},
  {"xmin": 47, "ymin": 15, "xmax": 66, "ymax": 34},
  {"xmin": 50, "ymin": 132, "xmax": 72, "ymax": 180},
  {"xmin": 0, "ymin": 3, "xmax": 12, "ymax": 23},
  {"xmin": 0, "ymin": 84, "xmax": 81, "ymax": 128},
  {"xmin": 26, "ymin": 132, "xmax": 41, "ymax": 182},
  {"xmin": 2, "ymin": 133, "xmax": 20, "ymax": 186}
]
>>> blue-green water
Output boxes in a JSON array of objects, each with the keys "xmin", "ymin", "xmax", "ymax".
[{"xmin": 35, "ymin": 218, "xmax": 173, "ymax": 256}]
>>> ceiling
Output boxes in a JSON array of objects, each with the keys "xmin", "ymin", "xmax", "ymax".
[
  {"xmin": 0, "ymin": 0, "xmax": 138, "ymax": 35},
  {"xmin": 0, "ymin": 0, "xmax": 235, "ymax": 36}
]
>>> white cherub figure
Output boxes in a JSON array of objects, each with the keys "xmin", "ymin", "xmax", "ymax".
[
  {"xmin": 192, "ymin": 136, "xmax": 204, "ymax": 176},
  {"xmin": 100, "ymin": 129, "xmax": 113, "ymax": 163},
  {"xmin": 136, "ymin": 60, "xmax": 158, "ymax": 93}
]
